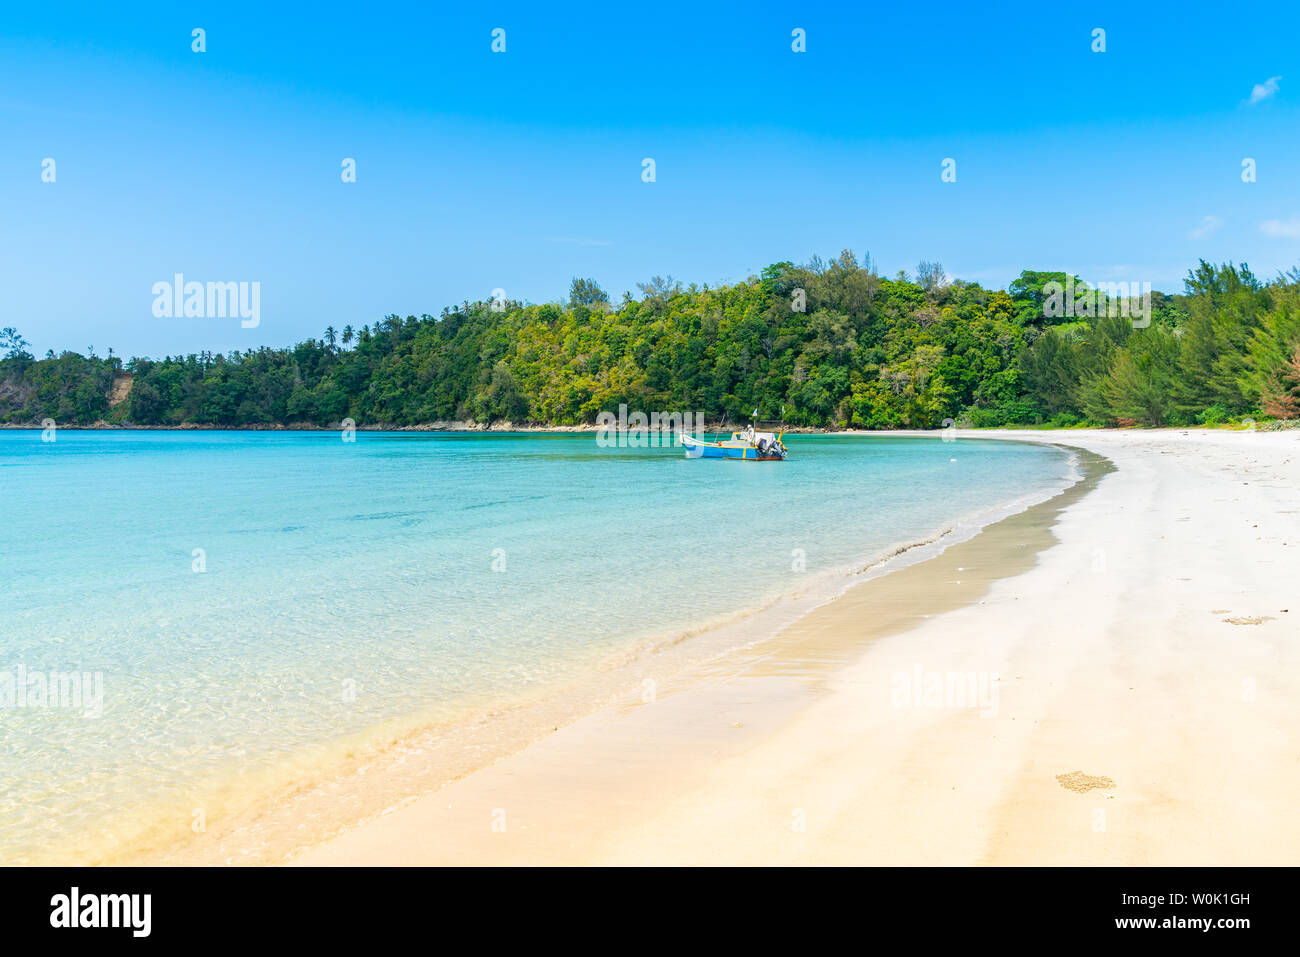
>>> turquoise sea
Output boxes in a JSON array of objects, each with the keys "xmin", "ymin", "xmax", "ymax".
[{"xmin": 0, "ymin": 430, "xmax": 1075, "ymax": 862}]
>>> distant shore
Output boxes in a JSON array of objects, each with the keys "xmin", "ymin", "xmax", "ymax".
[
  {"xmin": 1, "ymin": 420, "xmax": 1292, "ymax": 433},
  {"xmin": 0, "ymin": 420, "xmax": 910, "ymax": 433}
]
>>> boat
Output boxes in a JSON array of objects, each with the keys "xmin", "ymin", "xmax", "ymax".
[{"xmin": 681, "ymin": 422, "xmax": 788, "ymax": 461}]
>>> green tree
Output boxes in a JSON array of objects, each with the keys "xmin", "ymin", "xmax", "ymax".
[{"xmin": 568, "ymin": 278, "xmax": 609, "ymax": 307}]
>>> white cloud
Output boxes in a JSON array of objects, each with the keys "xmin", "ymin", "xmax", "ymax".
[
  {"xmin": 1189, "ymin": 216, "xmax": 1222, "ymax": 239},
  {"xmin": 1246, "ymin": 75, "xmax": 1281, "ymax": 105},
  {"xmin": 1260, "ymin": 218, "xmax": 1300, "ymax": 239}
]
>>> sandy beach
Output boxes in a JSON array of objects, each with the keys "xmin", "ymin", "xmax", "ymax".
[{"xmin": 283, "ymin": 428, "xmax": 1299, "ymax": 866}]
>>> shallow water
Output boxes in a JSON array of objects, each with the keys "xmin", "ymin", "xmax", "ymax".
[{"xmin": 0, "ymin": 429, "xmax": 1072, "ymax": 862}]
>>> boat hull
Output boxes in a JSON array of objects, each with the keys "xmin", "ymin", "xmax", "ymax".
[{"xmin": 681, "ymin": 434, "xmax": 786, "ymax": 460}]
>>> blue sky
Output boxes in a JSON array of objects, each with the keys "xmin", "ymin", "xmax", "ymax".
[{"xmin": 2, "ymin": 1, "xmax": 1299, "ymax": 358}]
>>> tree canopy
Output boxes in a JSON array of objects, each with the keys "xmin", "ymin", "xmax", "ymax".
[{"xmin": 3, "ymin": 255, "xmax": 1298, "ymax": 430}]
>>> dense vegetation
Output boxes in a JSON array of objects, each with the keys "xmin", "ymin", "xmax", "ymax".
[{"xmin": 3, "ymin": 254, "xmax": 1299, "ymax": 429}]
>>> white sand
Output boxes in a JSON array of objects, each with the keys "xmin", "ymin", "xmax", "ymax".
[{"xmin": 292, "ymin": 429, "xmax": 1300, "ymax": 866}]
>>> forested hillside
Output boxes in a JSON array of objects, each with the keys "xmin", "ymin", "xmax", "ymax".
[{"xmin": 3, "ymin": 254, "xmax": 1298, "ymax": 429}]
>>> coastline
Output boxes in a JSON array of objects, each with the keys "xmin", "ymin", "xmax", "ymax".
[
  {"xmin": 286, "ymin": 427, "xmax": 1300, "ymax": 866},
  {"xmin": 3, "ymin": 420, "xmax": 1291, "ymax": 433},
  {"xmin": 89, "ymin": 436, "xmax": 1079, "ymax": 866}
]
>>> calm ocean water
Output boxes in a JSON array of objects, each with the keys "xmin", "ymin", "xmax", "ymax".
[{"xmin": 0, "ymin": 429, "xmax": 1073, "ymax": 861}]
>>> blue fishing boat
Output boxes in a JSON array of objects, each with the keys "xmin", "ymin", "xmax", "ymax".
[{"xmin": 681, "ymin": 423, "xmax": 787, "ymax": 461}]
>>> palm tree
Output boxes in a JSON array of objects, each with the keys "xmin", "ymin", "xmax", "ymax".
[
  {"xmin": 324, "ymin": 326, "xmax": 337, "ymax": 350},
  {"xmin": 342, "ymin": 325, "xmax": 354, "ymax": 347}
]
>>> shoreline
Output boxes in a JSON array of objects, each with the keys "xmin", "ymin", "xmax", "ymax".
[
  {"xmin": 279, "ymin": 440, "xmax": 1106, "ymax": 866},
  {"xmin": 89, "ymin": 436, "xmax": 1079, "ymax": 866},
  {"xmin": 286, "ymin": 427, "xmax": 1300, "ymax": 866}
]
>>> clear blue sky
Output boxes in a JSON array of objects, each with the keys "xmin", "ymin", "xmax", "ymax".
[{"xmin": 3, "ymin": 1, "xmax": 1299, "ymax": 358}]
